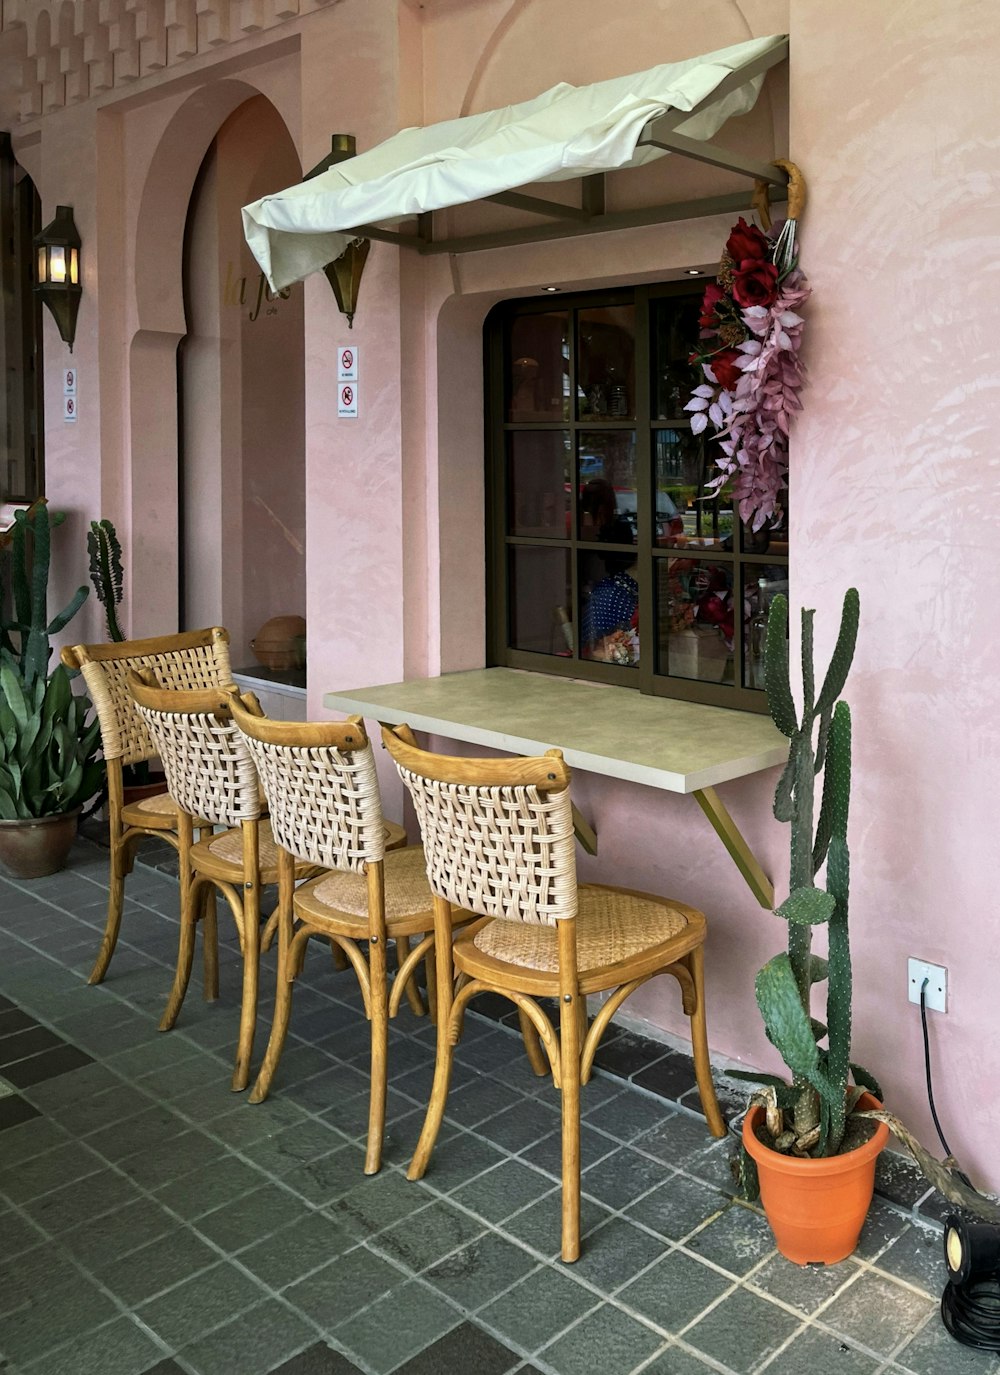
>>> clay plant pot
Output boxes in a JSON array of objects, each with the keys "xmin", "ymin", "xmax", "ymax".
[
  {"xmin": 742, "ymin": 1092, "xmax": 890, "ymax": 1265},
  {"xmin": 0, "ymin": 808, "xmax": 81, "ymax": 880}
]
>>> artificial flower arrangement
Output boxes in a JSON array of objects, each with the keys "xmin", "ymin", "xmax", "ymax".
[{"xmin": 686, "ymin": 164, "xmax": 810, "ymax": 532}]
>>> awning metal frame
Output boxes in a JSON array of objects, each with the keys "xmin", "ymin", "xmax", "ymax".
[{"xmin": 313, "ymin": 38, "xmax": 789, "ymax": 257}]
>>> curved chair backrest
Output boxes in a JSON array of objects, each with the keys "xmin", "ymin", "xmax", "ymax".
[
  {"xmin": 229, "ymin": 697, "xmax": 386, "ymax": 873},
  {"xmin": 61, "ymin": 627, "xmax": 232, "ymax": 767},
  {"xmin": 127, "ymin": 671, "xmax": 260, "ymax": 828},
  {"xmin": 382, "ymin": 724, "xmax": 577, "ymax": 927}
]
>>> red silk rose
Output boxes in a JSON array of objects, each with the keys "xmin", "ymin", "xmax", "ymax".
[
  {"xmin": 698, "ymin": 282, "xmax": 725, "ymax": 329},
  {"xmin": 732, "ymin": 260, "xmax": 779, "ymax": 308},
  {"xmin": 711, "ymin": 349, "xmax": 742, "ymax": 391},
  {"xmin": 725, "ymin": 217, "xmax": 769, "ymax": 266}
]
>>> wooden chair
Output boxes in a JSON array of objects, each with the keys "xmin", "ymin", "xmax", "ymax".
[
  {"xmin": 382, "ymin": 724, "xmax": 727, "ymax": 1263},
  {"xmin": 126, "ymin": 673, "xmax": 325, "ymax": 1091},
  {"xmin": 60, "ymin": 628, "xmax": 232, "ymax": 990},
  {"xmin": 229, "ymin": 697, "xmax": 467, "ymax": 1175}
]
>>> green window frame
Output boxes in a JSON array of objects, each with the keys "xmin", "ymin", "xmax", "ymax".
[{"xmin": 485, "ymin": 283, "xmax": 788, "ymax": 713}]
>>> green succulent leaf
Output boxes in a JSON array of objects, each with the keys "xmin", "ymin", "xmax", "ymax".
[
  {"xmin": 764, "ymin": 594, "xmax": 798, "ymax": 737},
  {"xmin": 775, "ymin": 885, "xmax": 837, "ymax": 925},
  {"xmin": 850, "ymin": 1063, "xmax": 883, "ymax": 1101},
  {"xmin": 755, "ymin": 953, "xmax": 819, "ymax": 1079}
]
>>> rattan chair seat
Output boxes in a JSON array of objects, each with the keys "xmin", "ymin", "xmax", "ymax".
[
  {"xmin": 472, "ymin": 884, "xmax": 690, "ymax": 973},
  {"xmin": 205, "ymin": 817, "xmax": 281, "ymax": 869},
  {"xmin": 298, "ymin": 845, "xmax": 432, "ymax": 925},
  {"xmin": 121, "ymin": 792, "xmax": 212, "ymax": 831}
]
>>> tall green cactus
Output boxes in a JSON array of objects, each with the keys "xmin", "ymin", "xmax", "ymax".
[
  {"xmin": 736, "ymin": 588, "xmax": 881, "ymax": 1159},
  {"xmin": 1, "ymin": 504, "xmax": 90, "ymax": 684},
  {"xmin": 87, "ymin": 519, "xmax": 125, "ymax": 642}
]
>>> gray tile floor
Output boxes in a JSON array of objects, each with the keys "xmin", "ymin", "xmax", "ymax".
[{"xmin": 1, "ymin": 840, "xmax": 995, "ymax": 1375}]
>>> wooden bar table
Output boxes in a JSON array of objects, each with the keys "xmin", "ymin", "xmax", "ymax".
[{"xmin": 324, "ymin": 667, "xmax": 788, "ymax": 907}]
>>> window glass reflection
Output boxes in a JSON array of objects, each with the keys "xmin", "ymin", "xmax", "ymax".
[
  {"xmin": 580, "ymin": 550, "xmax": 639, "ymax": 667},
  {"xmin": 577, "ymin": 431, "xmax": 636, "ymax": 543},
  {"xmin": 742, "ymin": 566, "xmax": 790, "ymax": 689},
  {"xmin": 654, "ymin": 429, "xmax": 733, "ymax": 550},
  {"xmin": 507, "ymin": 432, "xmax": 570, "ymax": 538},
  {"xmin": 509, "ymin": 547, "xmax": 573, "ymax": 657},
  {"xmin": 652, "ymin": 296, "xmax": 702, "ymax": 420},
  {"xmin": 577, "ymin": 306, "xmax": 635, "ymax": 420},
  {"xmin": 507, "ymin": 313, "xmax": 569, "ymax": 421},
  {"xmin": 656, "ymin": 557, "xmax": 734, "ymax": 684}
]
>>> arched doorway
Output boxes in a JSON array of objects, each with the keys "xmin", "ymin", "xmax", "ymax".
[{"xmin": 179, "ymin": 95, "xmax": 305, "ymax": 665}]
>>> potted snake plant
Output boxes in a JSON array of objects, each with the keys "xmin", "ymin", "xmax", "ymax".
[{"xmin": 0, "ymin": 503, "xmax": 103, "ymax": 877}]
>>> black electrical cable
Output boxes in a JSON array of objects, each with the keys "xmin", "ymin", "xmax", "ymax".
[
  {"xmin": 919, "ymin": 977, "xmax": 975, "ymax": 1190},
  {"xmin": 942, "ymin": 1280, "xmax": 1000, "ymax": 1350}
]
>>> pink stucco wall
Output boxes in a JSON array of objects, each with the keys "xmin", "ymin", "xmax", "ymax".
[{"xmin": 5, "ymin": 0, "xmax": 997, "ymax": 1188}]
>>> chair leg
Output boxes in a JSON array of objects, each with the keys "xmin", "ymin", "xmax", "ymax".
[
  {"xmin": 518, "ymin": 1008, "xmax": 550, "ymax": 1077},
  {"xmin": 330, "ymin": 939, "xmax": 349, "ymax": 971},
  {"xmin": 559, "ymin": 992, "xmax": 583, "ymax": 1263},
  {"xmin": 397, "ymin": 936, "xmax": 426, "ymax": 1017},
  {"xmin": 251, "ymin": 850, "xmax": 296, "ymax": 1104},
  {"xmin": 160, "ymin": 871, "xmax": 200, "ymax": 1032},
  {"xmin": 408, "ymin": 897, "xmax": 455, "ymax": 1181},
  {"xmin": 687, "ymin": 946, "xmax": 726, "ymax": 1138},
  {"xmin": 201, "ymin": 886, "xmax": 219, "ymax": 1002},
  {"xmin": 89, "ymin": 840, "xmax": 127, "ymax": 985},
  {"xmin": 250, "ymin": 939, "xmax": 297, "ymax": 1104},
  {"xmin": 424, "ymin": 947, "xmax": 437, "ymax": 1023},
  {"xmin": 365, "ymin": 935, "xmax": 389, "ymax": 1175},
  {"xmin": 232, "ymin": 889, "xmax": 261, "ymax": 1092}
]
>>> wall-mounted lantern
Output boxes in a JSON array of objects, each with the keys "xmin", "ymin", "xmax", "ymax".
[
  {"xmin": 34, "ymin": 205, "xmax": 81, "ymax": 351},
  {"xmin": 305, "ymin": 135, "xmax": 370, "ymax": 329}
]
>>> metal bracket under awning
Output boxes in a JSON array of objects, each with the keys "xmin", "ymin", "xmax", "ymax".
[{"xmin": 308, "ymin": 38, "xmax": 789, "ymax": 258}]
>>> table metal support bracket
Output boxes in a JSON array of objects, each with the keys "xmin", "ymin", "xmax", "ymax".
[
  {"xmin": 571, "ymin": 803, "xmax": 598, "ymax": 857},
  {"xmin": 692, "ymin": 786, "xmax": 773, "ymax": 908}
]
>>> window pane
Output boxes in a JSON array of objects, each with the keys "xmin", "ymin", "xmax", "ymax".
[
  {"xmin": 742, "ymin": 566, "xmax": 790, "ymax": 689},
  {"xmin": 577, "ymin": 306, "xmax": 635, "ymax": 420},
  {"xmin": 578, "ymin": 430, "xmax": 636, "ymax": 544},
  {"xmin": 507, "ymin": 432, "xmax": 570, "ymax": 537},
  {"xmin": 507, "ymin": 312, "xmax": 569, "ymax": 421},
  {"xmin": 656, "ymin": 557, "xmax": 734, "ymax": 683},
  {"xmin": 579, "ymin": 551, "xmax": 639, "ymax": 667},
  {"xmin": 509, "ymin": 546, "xmax": 572, "ymax": 656},
  {"xmin": 652, "ymin": 295, "xmax": 701, "ymax": 420},
  {"xmin": 654, "ymin": 429, "xmax": 733, "ymax": 550}
]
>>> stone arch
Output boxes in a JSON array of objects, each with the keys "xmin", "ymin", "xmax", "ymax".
[{"xmin": 128, "ymin": 78, "xmax": 301, "ymax": 633}]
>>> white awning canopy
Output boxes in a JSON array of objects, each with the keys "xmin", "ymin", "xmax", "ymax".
[{"xmin": 243, "ymin": 34, "xmax": 788, "ymax": 292}]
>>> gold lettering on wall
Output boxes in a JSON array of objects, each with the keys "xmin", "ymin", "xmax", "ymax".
[{"xmin": 223, "ymin": 263, "xmax": 293, "ymax": 321}]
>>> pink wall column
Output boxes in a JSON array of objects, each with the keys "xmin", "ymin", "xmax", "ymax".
[{"xmin": 789, "ymin": 0, "xmax": 1000, "ymax": 1190}]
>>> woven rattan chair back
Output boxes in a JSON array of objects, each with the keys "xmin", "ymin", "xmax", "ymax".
[
  {"xmin": 228, "ymin": 700, "xmax": 386, "ymax": 874},
  {"xmin": 128, "ymin": 674, "xmax": 260, "ymax": 829},
  {"xmin": 386, "ymin": 730, "xmax": 577, "ymax": 927},
  {"xmin": 62, "ymin": 627, "xmax": 232, "ymax": 768}
]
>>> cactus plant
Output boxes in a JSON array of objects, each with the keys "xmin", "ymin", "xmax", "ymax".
[
  {"xmin": 87, "ymin": 518, "xmax": 125, "ymax": 642},
  {"xmin": 734, "ymin": 587, "xmax": 882, "ymax": 1163},
  {"xmin": 735, "ymin": 589, "xmax": 1000, "ymax": 1225},
  {"xmin": 1, "ymin": 503, "xmax": 90, "ymax": 685}
]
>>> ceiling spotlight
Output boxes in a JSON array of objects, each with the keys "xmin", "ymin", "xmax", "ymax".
[
  {"xmin": 686, "ymin": 268, "xmax": 702, "ymax": 276},
  {"xmin": 542, "ymin": 285, "xmax": 561, "ymax": 293}
]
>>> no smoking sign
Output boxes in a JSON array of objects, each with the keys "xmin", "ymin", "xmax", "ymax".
[{"xmin": 337, "ymin": 345, "xmax": 359, "ymax": 417}]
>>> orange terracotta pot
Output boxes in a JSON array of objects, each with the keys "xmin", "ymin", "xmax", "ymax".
[{"xmin": 742, "ymin": 1092, "xmax": 890, "ymax": 1265}]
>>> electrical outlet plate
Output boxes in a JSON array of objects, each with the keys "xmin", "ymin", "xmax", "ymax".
[{"xmin": 908, "ymin": 958, "xmax": 947, "ymax": 1012}]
